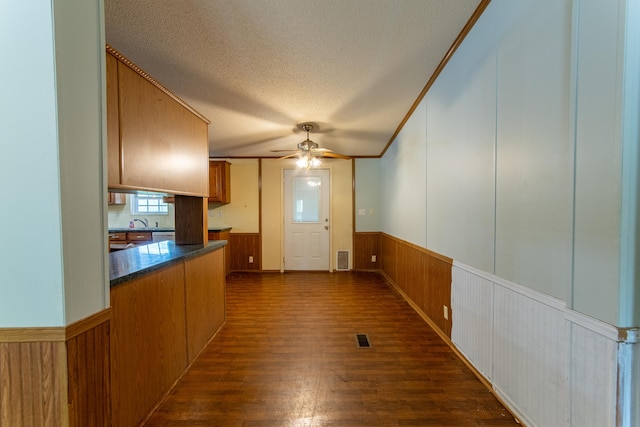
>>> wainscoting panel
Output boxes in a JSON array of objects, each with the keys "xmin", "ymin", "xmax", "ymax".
[
  {"xmin": 380, "ymin": 234, "xmax": 397, "ymax": 283},
  {"xmin": 0, "ymin": 339, "xmax": 67, "ymax": 426},
  {"xmin": 565, "ymin": 311, "xmax": 618, "ymax": 427},
  {"xmin": 379, "ymin": 234, "xmax": 452, "ymax": 338},
  {"xmin": 396, "ymin": 242, "xmax": 426, "ymax": 311},
  {"xmin": 66, "ymin": 311, "xmax": 111, "ymax": 427},
  {"xmin": 451, "ymin": 266, "xmax": 494, "ymax": 381},
  {"xmin": 451, "ymin": 261, "xmax": 623, "ymax": 427},
  {"xmin": 230, "ymin": 233, "xmax": 260, "ymax": 271},
  {"xmin": 426, "ymin": 253, "xmax": 453, "ymax": 337},
  {"xmin": 353, "ymin": 232, "xmax": 380, "ymax": 270},
  {"xmin": 492, "ymin": 279, "xmax": 567, "ymax": 427}
]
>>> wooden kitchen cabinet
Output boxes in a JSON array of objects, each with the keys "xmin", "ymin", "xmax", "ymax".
[
  {"xmin": 106, "ymin": 46, "xmax": 210, "ymax": 197},
  {"xmin": 108, "ymin": 231, "xmax": 152, "ymax": 251},
  {"xmin": 127, "ymin": 231, "xmax": 152, "ymax": 242},
  {"xmin": 106, "ymin": 52, "xmax": 121, "ymax": 186},
  {"xmin": 108, "ymin": 192, "xmax": 126, "ymax": 205},
  {"xmin": 208, "ymin": 161, "xmax": 231, "ymax": 203}
]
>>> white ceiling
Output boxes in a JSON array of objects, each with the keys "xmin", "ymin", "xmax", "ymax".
[{"xmin": 104, "ymin": 0, "xmax": 481, "ymax": 158}]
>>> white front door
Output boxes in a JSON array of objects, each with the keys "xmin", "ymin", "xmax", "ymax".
[{"xmin": 283, "ymin": 169, "xmax": 330, "ymax": 270}]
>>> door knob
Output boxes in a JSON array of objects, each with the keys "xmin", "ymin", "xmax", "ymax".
[{"xmin": 324, "ymin": 225, "xmax": 329, "ymax": 230}]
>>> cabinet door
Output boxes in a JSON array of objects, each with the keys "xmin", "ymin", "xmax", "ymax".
[
  {"xmin": 118, "ymin": 62, "xmax": 209, "ymax": 196},
  {"xmin": 106, "ymin": 52, "xmax": 121, "ymax": 187},
  {"xmin": 126, "ymin": 232, "xmax": 152, "ymax": 242},
  {"xmin": 108, "ymin": 192, "xmax": 126, "ymax": 205},
  {"xmin": 208, "ymin": 161, "xmax": 230, "ymax": 203}
]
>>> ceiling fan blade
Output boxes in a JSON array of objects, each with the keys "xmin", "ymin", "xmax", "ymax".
[
  {"xmin": 270, "ymin": 149, "xmax": 298, "ymax": 152},
  {"xmin": 276, "ymin": 152, "xmax": 301, "ymax": 160},
  {"xmin": 320, "ymin": 152, "xmax": 351, "ymax": 159},
  {"xmin": 313, "ymin": 147, "xmax": 333, "ymax": 152}
]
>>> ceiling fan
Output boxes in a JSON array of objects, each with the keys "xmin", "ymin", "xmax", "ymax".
[{"xmin": 271, "ymin": 123, "xmax": 350, "ymax": 168}]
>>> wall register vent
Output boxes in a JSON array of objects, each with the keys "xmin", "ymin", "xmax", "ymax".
[
  {"xmin": 336, "ymin": 250, "xmax": 350, "ymax": 271},
  {"xmin": 356, "ymin": 334, "xmax": 371, "ymax": 348}
]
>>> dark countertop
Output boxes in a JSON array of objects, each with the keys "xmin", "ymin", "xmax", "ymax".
[
  {"xmin": 108, "ymin": 227, "xmax": 232, "ymax": 233},
  {"xmin": 109, "ymin": 240, "xmax": 227, "ymax": 287},
  {"xmin": 109, "ymin": 227, "xmax": 174, "ymax": 233}
]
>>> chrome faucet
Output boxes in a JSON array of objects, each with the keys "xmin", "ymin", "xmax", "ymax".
[{"xmin": 133, "ymin": 218, "xmax": 148, "ymax": 228}]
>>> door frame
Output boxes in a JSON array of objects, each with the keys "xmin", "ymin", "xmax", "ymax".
[{"xmin": 281, "ymin": 166, "xmax": 333, "ymax": 272}]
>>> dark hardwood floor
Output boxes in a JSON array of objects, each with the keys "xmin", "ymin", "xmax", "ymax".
[{"xmin": 144, "ymin": 272, "xmax": 518, "ymax": 426}]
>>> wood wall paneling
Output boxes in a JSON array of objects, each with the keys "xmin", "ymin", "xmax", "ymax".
[
  {"xmin": 229, "ymin": 233, "xmax": 261, "ymax": 271},
  {"xmin": 0, "ymin": 340, "xmax": 67, "ymax": 427},
  {"xmin": 379, "ymin": 233, "xmax": 453, "ymax": 338},
  {"xmin": 353, "ymin": 232, "xmax": 381, "ymax": 270},
  {"xmin": 184, "ymin": 249, "xmax": 226, "ymax": 363},
  {"xmin": 66, "ymin": 319, "xmax": 111, "ymax": 427},
  {"xmin": 380, "ymin": 234, "xmax": 397, "ymax": 283},
  {"xmin": 426, "ymin": 254, "xmax": 452, "ymax": 337},
  {"xmin": 110, "ymin": 264, "xmax": 188, "ymax": 427}
]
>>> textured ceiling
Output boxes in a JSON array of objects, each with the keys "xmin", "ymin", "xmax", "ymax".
[{"xmin": 104, "ymin": 0, "xmax": 481, "ymax": 158}]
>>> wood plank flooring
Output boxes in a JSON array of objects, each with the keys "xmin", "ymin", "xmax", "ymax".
[{"xmin": 144, "ymin": 272, "xmax": 518, "ymax": 426}]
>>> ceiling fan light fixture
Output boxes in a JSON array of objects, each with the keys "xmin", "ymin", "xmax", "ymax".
[
  {"xmin": 296, "ymin": 156, "xmax": 309, "ymax": 168},
  {"xmin": 275, "ymin": 121, "xmax": 349, "ymax": 165},
  {"xmin": 296, "ymin": 153, "xmax": 321, "ymax": 169}
]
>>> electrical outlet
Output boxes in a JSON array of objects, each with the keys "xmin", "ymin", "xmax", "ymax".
[
  {"xmin": 371, "ymin": 255, "xmax": 377, "ymax": 262},
  {"xmin": 249, "ymin": 256, "xmax": 253, "ymax": 263},
  {"xmin": 208, "ymin": 210, "xmax": 214, "ymax": 217},
  {"xmin": 443, "ymin": 305, "xmax": 449, "ymax": 320}
]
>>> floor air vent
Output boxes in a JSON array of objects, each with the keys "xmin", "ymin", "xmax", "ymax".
[
  {"xmin": 356, "ymin": 334, "xmax": 371, "ymax": 348},
  {"xmin": 336, "ymin": 250, "xmax": 350, "ymax": 271}
]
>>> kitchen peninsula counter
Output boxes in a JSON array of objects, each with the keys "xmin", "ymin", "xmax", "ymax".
[
  {"xmin": 109, "ymin": 239, "xmax": 227, "ymax": 426},
  {"xmin": 109, "ymin": 240, "xmax": 227, "ymax": 287}
]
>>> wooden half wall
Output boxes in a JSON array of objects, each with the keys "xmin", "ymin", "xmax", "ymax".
[
  {"xmin": 0, "ymin": 309, "xmax": 112, "ymax": 427},
  {"xmin": 354, "ymin": 232, "xmax": 453, "ymax": 338}
]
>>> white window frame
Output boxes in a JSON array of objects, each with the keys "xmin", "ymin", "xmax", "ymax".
[{"xmin": 130, "ymin": 193, "xmax": 169, "ymax": 215}]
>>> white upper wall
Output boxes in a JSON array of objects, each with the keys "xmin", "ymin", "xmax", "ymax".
[
  {"xmin": 354, "ymin": 158, "xmax": 381, "ymax": 232},
  {"xmin": 54, "ymin": 0, "xmax": 109, "ymax": 324},
  {"xmin": 380, "ymin": 99, "xmax": 427, "ymax": 248},
  {"xmin": 425, "ymin": 4, "xmax": 496, "ymax": 273},
  {"xmin": 572, "ymin": 0, "xmax": 625, "ymax": 325},
  {"xmin": 493, "ymin": 0, "xmax": 573, "ymax": 300},
  {"xmin": 0, "ymin": 1, "xmax": 65, "ymax": 327},
  {"xmin": 379, "ymin": 0, "xmax": 636, "ymax": 326},
  {"xmin": 0, "ymin": 0, "xmax": 107, "ymax": 327}
]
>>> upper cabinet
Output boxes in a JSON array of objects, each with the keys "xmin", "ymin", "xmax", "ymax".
[
  {"xmin": 106, "ymin": 46, "xmax": 210, "ymax": 197},
  {"xmin": 209, "ymin": 161, "xmax": 231, "ymax": 204},
  {"xmin": 108, "ymin": 192, "xmax": 126, "ymax": 205}
]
